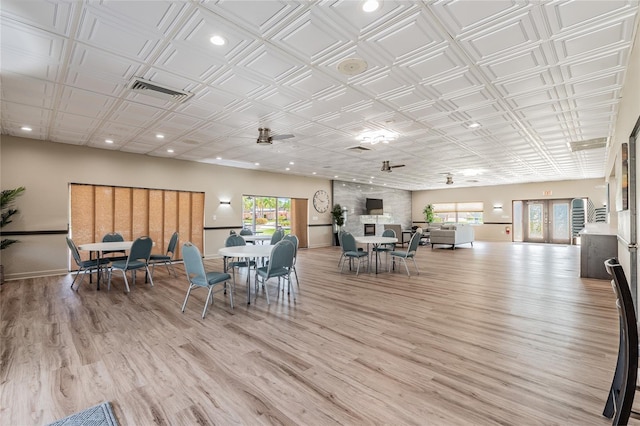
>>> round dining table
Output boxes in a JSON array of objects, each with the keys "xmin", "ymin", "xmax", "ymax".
[
  {"xmin": 354, "ymin": 235, "xmax": 398, "ymax": 274},
  {"xmin": 218, "ymin": 244, "xmax": 273, "ymax": 304},
  {"xmin": 241, "ymin": 234, "xmax": 273, "ymax": 244}
]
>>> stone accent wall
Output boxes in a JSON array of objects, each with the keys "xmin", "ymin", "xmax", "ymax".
[{"xmin": 333, "ymin": 181, "xmax": 411, "ymax": 236}]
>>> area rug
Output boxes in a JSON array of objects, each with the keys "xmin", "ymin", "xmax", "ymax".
[{"xmin": 46, "ymin": 401, "xmax": 119, "ymax": 426}]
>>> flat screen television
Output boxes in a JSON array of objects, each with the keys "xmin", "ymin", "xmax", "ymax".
[{"xmin": 366, "ymin": 198, "xmax": 383, "ymax": 213}]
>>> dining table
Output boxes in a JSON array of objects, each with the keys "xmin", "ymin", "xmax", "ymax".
[
  {"xmin": 354, "ymin": 235, "xmax": 398, "ymax": 274},
  {"xmin": 241, "ymin": 234, "xmax": 272, "ymax": 244},
  {"xmin": 218, "ymin": 244, "xmax": 273, "ymax": 304},
  {"xmin": 77, "ymin": 240, "xmax": 135, "ymax": 290}
]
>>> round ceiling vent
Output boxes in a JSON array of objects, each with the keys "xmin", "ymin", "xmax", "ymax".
[{"xmin": 337, "ymin": 58, "xmax": 368, "ymax": 76}]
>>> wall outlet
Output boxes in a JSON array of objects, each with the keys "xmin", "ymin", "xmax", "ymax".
[{"xmin": 212, "ymin": 214, "xmax": 216, "ymax": 220}]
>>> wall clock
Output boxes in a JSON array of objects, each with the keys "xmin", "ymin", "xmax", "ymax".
[{"xmin": 313, "ymin": 190, "xmax": 330, "ymax": 213}]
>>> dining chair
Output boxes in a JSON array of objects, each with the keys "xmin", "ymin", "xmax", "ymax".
[
  {"xmin": 182, "ymin": 242, "xmax": 233, "ymax": 318},
  {"xmin": 372, "ymin": 229, "xmax": 396, "ymax": 269},
  {"xmin": 224, "ymin": 234, "xmax": 256, "ymax": 287},
  {"xmin": 282, "ymin": 234, "xmax": 300, "ymax": 287},
  {"xmin": 340, "ymin": 232, "xmax": 369, "ymax": 276},
  {"xmin": 66, "ymin": 237, "xmax": 110, "ymax": 291},
  {"xmin": 107, "ymin": 236, "xmax": 154, "ymax": 293},
  {"xmin": 149, "ymin": 231, "xmax": 179, "ymax": 277},
  {"xmin": 239, "ymin": 228, "xmax": 254, "ymax": 244},
  {"xmin": 270, "ymin": 228, "xmax": 285, "ymax": 245},
  {"xmin": 389, "ymin": 231, "xmax": 422, "ymax": 276},
  {"xmin": 254, "ymin": 239, "xmax": 295, "ymax": 305},
  {"xmin": 101, "ymin": 232, "xmax": 128, "ymax": 261}
]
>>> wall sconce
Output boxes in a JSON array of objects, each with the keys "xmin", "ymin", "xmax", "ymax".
[
  {"xmin": 220, "ymin": 200, "xmax": 231, "ymax": 205},
  {"xmin": 493, "ymin": 204, "xmax": 503, "ymax": 210}
]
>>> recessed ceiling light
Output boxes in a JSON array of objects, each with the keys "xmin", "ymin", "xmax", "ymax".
[
  {"xmin": 312, "ymin": 172, "xmax": 317, "ymax": 175},
  {"xmin": 352, "ymin": 178, "xmax": 356, "ymax": 181},
  {"xmin": 334, "ymin": 175, "xmax": 339, "ymax": 178},
  {"xmin": 286, "ymin": 167, "xmax": 290, "ymax": 171},
  {"xmin": 467, "ymin": 122, "xmax": 480, "ymax": 129},
  {"xmin": 216, "ymin": 156, "xmax": 222, "ymax": 160},
  {"xmin": 156, "ymin": 134, "xmax": 164, "ymax": 139},
  {"xmin": 362, "ymin": 0, "xmax": 380, "ymax": 12},
  {"xmin": 210, "ymin": 35, "xmax": 226, "ymax": 46},
  {"xmin": 21, "ymin": 126, "xmax": 32, "ymax": 132},
  {"xmin": 105, "ymin": 139, "xmax": 114, "ymax": 144},
  {"xmin": 254, "ymin": 162, "xmax": 260, "ymax": 166},
  {"xmin": 289, "ymin": 161, "xmax": 294, "ymax": 165},
  {"xmin": 167, "ymin": 149, "xmax": 174, "ymax": 153}
]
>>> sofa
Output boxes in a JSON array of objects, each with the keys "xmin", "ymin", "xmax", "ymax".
[{"xmin": 430, "ymin": 223, "xmax": 474, "ymax": 249}]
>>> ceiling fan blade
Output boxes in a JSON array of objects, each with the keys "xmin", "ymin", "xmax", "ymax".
[
  {"xmin": 391, "ymin": 164, "xmax": 405, "ymax": 168},
  {"xmin": 271, "ymin": 133, "xmax": 295, "ymax": 141}
]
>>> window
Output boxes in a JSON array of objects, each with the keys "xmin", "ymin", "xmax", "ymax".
[
  {"xmin": 242, "ymin": 195, "xmax": 291, "ymax": 235},
  {"xmin": 432, "ymin": 202, "xmax": 483, "ymax": 224}
]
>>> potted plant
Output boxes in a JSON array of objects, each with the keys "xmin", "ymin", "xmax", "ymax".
[
  {"xmin": 331, "ymin": 204, "xmax": 345, "ymax": 246},
  {"xmin": 1, "ymin": 186, "xmax": 26, "ymax": 284},
  {"xmin": 423, "ymin": 204, "xmax": 434, "ymax": 225}
]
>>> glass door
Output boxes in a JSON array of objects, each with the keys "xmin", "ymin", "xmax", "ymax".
[{"xmin": 523, "ymin": 199, "xmax": 571, "ymax": 244}]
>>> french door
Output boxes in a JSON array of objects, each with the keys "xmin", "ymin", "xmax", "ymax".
[{"xmin": 522, "ymin": 199, "xmax": 572, "ymax": 244}]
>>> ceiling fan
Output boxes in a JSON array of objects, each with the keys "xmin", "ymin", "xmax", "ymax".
[
  {"xmin": 381, "ymin": 160, "xmax": 405, "ymax": 172},
  {"xmin": 445, "ymin": 173, "xmax": 454, "ymax": 185},
  {"xmin": 256, "ymin": 128, "xmax": 295, "ymax": 145}
]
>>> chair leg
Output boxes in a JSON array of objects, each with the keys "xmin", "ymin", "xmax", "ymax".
[
  {"xmin": 145, "ymin": 265, "xmax": 154, "ymax": 287},
  {"xmin": 202, "ymin": 286, "xmax": 214, "ymax": 318},
  {"xmin": 411, "ymin": 257, "xmax": 420, "ymax": 275},
  {"xmin": 182, "ymin": 285, "xmax": 194, "ymax": 313},
  {"xmin": 402, "ymin": 259, "xmax": 410, "ymax": 276},
  {"xmin": 227, "ymin": 281, "xmax": 234, "ymax": 309}
]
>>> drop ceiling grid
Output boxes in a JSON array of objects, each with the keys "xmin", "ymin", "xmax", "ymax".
[{"xmin": 0, "ymin": 0, "xmax": 638, "ymax": 190}]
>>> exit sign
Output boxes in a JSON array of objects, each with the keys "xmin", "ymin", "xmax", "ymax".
[{"xmin": 543, "ymin": 190, "xmax": 552, "ymax": 196}]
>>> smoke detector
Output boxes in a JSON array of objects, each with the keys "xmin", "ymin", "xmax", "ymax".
[{"xmin": 337, "ymin": 58, "xmax": 368, "ymax": 76}]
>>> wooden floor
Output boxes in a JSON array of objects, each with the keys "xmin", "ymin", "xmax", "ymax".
[{"xmin": 0, "ymin": 242, "xmax": 628, "ymax": 425}]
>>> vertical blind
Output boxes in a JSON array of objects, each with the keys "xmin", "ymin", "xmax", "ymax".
[{"xmin": 70, "ymin": 184, "xmax": 204, "ymax": 261}]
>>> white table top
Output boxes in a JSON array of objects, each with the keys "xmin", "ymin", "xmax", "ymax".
[
  {"xmin": 241, "ymin": 234, "xmax": 273, "ymax": 242},
  {"xmin": 354, "ymin": 236, "xmax": 398, "ymax": 245},
  {"xmin": 78, "ymin": 241, "xmax": 134, "ymax": 251},
  {"xmin": 218, "ymin": 244, "xmax": 273, "ymax": 258}
]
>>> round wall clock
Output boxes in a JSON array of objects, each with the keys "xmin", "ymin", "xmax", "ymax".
[{"xmin": 313, "ymin": 190, "xmax": 330, "ymax": 213}]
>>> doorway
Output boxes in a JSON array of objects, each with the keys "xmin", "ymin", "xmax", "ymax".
[{"xmin": 516, "ymin": 199, "xmax": 572, "ymax": 244}]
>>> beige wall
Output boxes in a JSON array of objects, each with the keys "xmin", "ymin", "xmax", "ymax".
[
  {"xmin": 604, "ymin": 19, "xmax": 640, "ymax": 301},
  {"xmin": 412, "ymin": 178, "xmax": 607, "ymax": 241},
  {"xmin": 0, "ymin": 136, "xmax": 333, "ymax": 280}
]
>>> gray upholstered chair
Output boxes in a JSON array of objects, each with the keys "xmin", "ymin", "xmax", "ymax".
[
  {"xmin": 101, "ymin": 232, "xmax": 127, "ymax": 261},
  {"xmin": 282, "ymin": 234, "xmax": 300, "ymax": 287},
  {"xmin": 372, "ymin": 228, "xmax": 396, "ymax": 269},
  {"xmin": 339, "ymin": 232, "xmax": 369, "ymax": 276},
  {"xmin": 108, "ymin": 236, "xmax": 154, "ymax": 293},
  {"xmin": 66, "ymin": 237, "xmax": 110, "ymax": 291},
  {"xmin": 182, "ymin": 242, "xmax": 233, "ymax": 318},
  {"xmin": 254, "ymin": 239, "xmax": 295, "ymax": 305},
  {"xmin": 225, "ymin": 234, "xmax": 256, "ymax": 286},
  {"xmin": 149, "ymin": 231, "xmax": 178, "ymax": 277},
  {"xmin": 239, "ymin": 228, "xmax": 254, "ymax": 244},
  {"xmin": 389, "ymin": 231, "xmax": 421, "ymax": 276},
  {"xmin": 270, "ymin": 228, "xmax": 285, "ymax": 245}
]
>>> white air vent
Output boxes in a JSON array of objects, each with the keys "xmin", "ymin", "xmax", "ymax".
[
  {"xmin": 128, "ymin": 77, "xmax": 193, "ymax": 103},
  {"xmin": 347, "ymin": 146, "xmax": 371, "ymax": 152},
  {"xmin": 568, "ymin": 137, "xmax": 607, "ymax": 152}
]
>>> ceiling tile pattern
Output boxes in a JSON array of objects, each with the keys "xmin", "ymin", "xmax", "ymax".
[{"xmin": 1, "ymin": 0, "xmax": 638, "ymax": 190}]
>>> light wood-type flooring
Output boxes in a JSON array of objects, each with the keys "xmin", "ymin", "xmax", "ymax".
[{"xmin": 0, "ymin": 242, "xmax": 632, "ymax": 425}]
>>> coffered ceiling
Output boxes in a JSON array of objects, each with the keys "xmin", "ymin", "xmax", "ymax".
[{"xmin": 1, "ymin": 1, "xmax": 639, "ymax": 190}]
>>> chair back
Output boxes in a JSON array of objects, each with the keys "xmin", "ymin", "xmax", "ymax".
[
  {"xmin": 268, "ymin": 240, "xmax": 295, "ymax": 273},
  {"xmin": 382, "ymin": 229, "xmax": 396, "ymax": 238},
  {"xmin": 66, "ymin": 237, "xmax": 82, "ymax": 266},
  {"xmin": 182, "ymin": 242, "xmax": 208, "ymax": 287},
  {"xmin": 229, "ymin": 230, "xmax": 237, "ymax": 235},
  {"xmin": 128, "ymin": 236, "xmax": 153, "ymax": 263},
  {"xmin": 283, "ymin": 234, "xmax": 299, "ymax": 262},
  {"xmin": 341, "ymin": 232, "xmax": 357, "ymax": 252},
  {"xmin": 239, "ymin": 228, "xmax": 253, "ymax": 236},
  {"xmin": 225, "ymin": 234, "xmax": 246, "ymax": 247},
  {"xmin": 407, "ymin": 231, "xmax": 421, "ymax": 254},
  {"xmin": 270, "ymin": 228, "xmax": 285, "ymax": 245},
  {"xmin": 102, "ymin": 232, "xmax": 124, "ymax": 243},
  {"xmin": 166, "ymin": 231, "xmax": 179, "ymax": 255}
]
